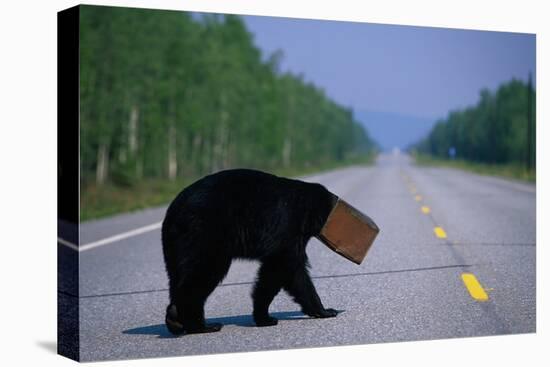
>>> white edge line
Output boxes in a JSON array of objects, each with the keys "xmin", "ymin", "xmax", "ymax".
[
  {"xmin": 58, "ymin": 221, "xmax": 163, "ymax": 252},
  {"xmin": 58, "ymin": 237, "xmax": 79, "ymax": 251}
]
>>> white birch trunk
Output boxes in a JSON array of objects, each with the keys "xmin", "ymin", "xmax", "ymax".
[
  {"xmin": 283, "ymin": 92, "xmax": 295, "ymax": 167},
  {"xmin": 96, "ymin": 143, "xmax": 109, "ymax": 185},
  {"xmin": 282, "ymin": 137, "xmax": 292, "ymax": 167},
  {"xmin": 213, "ymin": 92, "xmax": 229, "ymax": 170},
  {"xmin": 168, "ymin": 124, "xmax": 177, "ymax": 180},
  {"xmin": 191, "ymin": 134, "xmax": 202, "ymax": 173},
  {"xmin": 129, "ymin": 105, "xmax": 138, "ymax": 155}
]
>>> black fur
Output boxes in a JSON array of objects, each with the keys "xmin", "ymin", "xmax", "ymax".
[{"xmin": 161, "ymin": 168, "xmax": 338, "ymax": 335}]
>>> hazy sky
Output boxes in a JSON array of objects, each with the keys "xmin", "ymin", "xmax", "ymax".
[{"xmin": 242, "ymin": 15, "xmax": 536, "ymax": 121}]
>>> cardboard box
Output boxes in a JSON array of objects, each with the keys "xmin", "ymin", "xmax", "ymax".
[{"xmin": 317, "ymin": 198, "xmax": 379, "ymax": 265}]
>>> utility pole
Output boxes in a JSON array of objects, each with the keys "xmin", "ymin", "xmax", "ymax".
[{"xmin": 527, "ymin": 72, "xmax": 533, "ymax": 170}]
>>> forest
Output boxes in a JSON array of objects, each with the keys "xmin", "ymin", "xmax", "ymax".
[
  {"xmin": 412, "ymin": 77, "xmax": 536, "ymax": 169},
  {"xmin": 79, "ymin": 6, "xmax": 376, "ymax": 192}
]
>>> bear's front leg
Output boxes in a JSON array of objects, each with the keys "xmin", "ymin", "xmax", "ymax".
[
  {"xmin": 252, "ymin": 259, "xmax": 286, "ymax": 327},
  {"xmin": 283, "ymin": 261, "xmax": 338, "ymax": 319}
]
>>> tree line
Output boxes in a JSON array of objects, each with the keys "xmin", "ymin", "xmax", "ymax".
[
  {"xmin": 79, "ymin": 6, "xmax": 376, "ymax": 188},
  {"xmin": 412, "ymin": 77, "xmax": 535, "ymax": 168}
]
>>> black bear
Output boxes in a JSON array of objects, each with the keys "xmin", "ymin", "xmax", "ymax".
[{"xmin": 161, "ymin": 168, "xmax": 339, "ymax": 335}]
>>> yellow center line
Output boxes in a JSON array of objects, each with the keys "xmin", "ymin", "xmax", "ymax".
[
  {"xmin": 414, "ymin": 195, "xmax": 422, "ymax": 201},
  {"xmin": 461, "ymin": 273, "xmax": 489, "ymax": 301},
  {"xmin": 421, "ymin": 206, "xmax": 431, "ymax": 214},
  {"xmin": 434, "ymin": 227, "xmax": 447, "ymax": 238}
]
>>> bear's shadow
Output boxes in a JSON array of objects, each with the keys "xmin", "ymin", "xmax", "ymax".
[{"xmin": 123, "ymin": 310, "xmax": 341, "ymax": 338}]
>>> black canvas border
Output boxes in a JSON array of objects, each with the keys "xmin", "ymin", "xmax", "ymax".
[{"xmin": 57, "ymin": 4, "xmax": 80, "ymax": 362}]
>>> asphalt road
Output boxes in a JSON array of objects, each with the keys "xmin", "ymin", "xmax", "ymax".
[{"xmin": 60, "ymin": 153, "xmax": 536, "ymax": 361}]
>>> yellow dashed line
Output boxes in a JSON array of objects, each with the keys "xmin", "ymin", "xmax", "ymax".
[
  {"xmin": 421, "ymin": 206, "xmax": 431, "ymax": 214},
  {"xmin": 461, "ymin": 273, "xmax": 489, "ymax": 301},
  {"xmin": 434, "ymin": 227, "xmax": 447, "ymax": 238},
  {"xmin": 414, "ymin": 195, "xmax": 422, "ymax": 201}
]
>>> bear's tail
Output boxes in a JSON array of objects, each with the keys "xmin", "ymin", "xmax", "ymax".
[{"xmin": 165, "ymin": 304, "xmax": 185, "ymax": 335}]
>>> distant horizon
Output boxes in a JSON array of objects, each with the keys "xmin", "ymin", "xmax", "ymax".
[
  {"xmin": 353, "ymin": 109, "xmax": 436, "ymax": 151},
  {"xmin": 352, "ymin": 74, "xmax": 532, "ymax": 151}
]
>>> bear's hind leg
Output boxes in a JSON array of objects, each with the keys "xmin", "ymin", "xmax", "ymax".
[
  {"xmin": 165, "ymin": 303, "xmax": 184, "ymax": 335},
  {"xmin": 175, "ymin": 292, "xmax": 222, "ymax": 334},
  {"xmin": 170, "ymin": 257, "xmax": 231, "ymax": 335}
]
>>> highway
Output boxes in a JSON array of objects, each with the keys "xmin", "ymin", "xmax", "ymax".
[{"xmin": 59, "ymin": 153, "xmax": 536, "ymax": 361}]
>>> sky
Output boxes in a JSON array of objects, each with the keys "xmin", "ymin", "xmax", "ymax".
[{"xmin": 242, "ymin": 15, "xmax": 536, "ymax": 150}]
